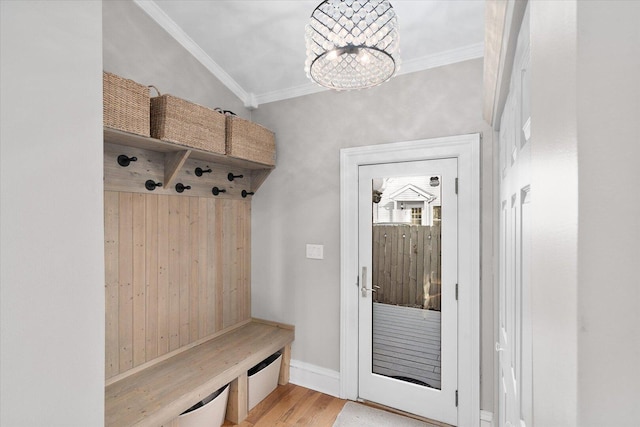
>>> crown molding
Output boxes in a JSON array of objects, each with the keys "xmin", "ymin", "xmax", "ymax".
[
  {"xmin": 399, "ymin": 42, "xmax": 484, "ymax": 75},
  {"xmin": 483, "ymin": 0, "xmax": 528, "ymax": 128},
  {"xmin": 257, "ymin": 43, "xmax": 484, "ymax": 106},
  {"xmin": 133, "ymin": 0, "xmax": 250, "ymax": 106},
  {"xmin": 255, "ymin": 81, "xmax": 327, "ymax": 106},
  {"xmin": 134, "ymin": 1, "xmax": 483, "ymax": 109}
]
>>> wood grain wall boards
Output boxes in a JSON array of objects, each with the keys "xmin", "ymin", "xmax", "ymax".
[
  {"xmin": 104, "ymin": 142, "xmax": 256, "ymax": 199},
  {"xmin": 132, "ymin": 193, "xmax": 147, "ymax": 367},
  {"xmin": 118, "ymin": 192, "xmax": 134, "ymax": 372},
  {"xmin": 157, "ymin": 195, "xmax": 170, "ymax": 356},
  {"xmin": 104, "ymin": 191, "xmax": 251, "ymax": 379},
  {"xmin": 145, "ymin": 194, "xmax": 159, "ymax": 361},
  {"xmin": 104, "ymin": 192, "xmax": 120, "ymax": 378},
  {"xmin": 372, "ymin": 224, "xmax": 442, "ymax": 309}
]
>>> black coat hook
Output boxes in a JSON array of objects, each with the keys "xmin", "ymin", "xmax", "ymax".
[
  {"xmin": 241, "ymin": 190, "xmax": 255, "ymax": 198},
  {"xmin": 212, "ymin": 187, "xmax": 226, "ymax": 196},
  {"xmin": 145, "ymin": 180, "xmax": 162, "ymax": 191},
  {"xmin": 195, "ymin": 167, "xmax": 212, "ymax": 177},
  {"xmin": 228, "ymin": 173, "xmax": 244, "ymax": 181},
  {"xmin": 176, "ymin": 182, "xmax": 191, "ymax": 193},
  {"xmin": 175, "ymin": 183, "xmax": 191, "ymax": 193},
  {"xmin": 118, "ymin": 155, "xmax": 137, "ymax": 167}
]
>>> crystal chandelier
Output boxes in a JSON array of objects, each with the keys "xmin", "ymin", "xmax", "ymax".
[{"xmin": 305, "ymin": 0, "xmax": 400, "ymax": 91}]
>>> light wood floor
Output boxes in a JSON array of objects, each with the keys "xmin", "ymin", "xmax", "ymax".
[
  {"xmin": 222, "ymin": 383, "xmax": 452, "ymax": 427},
  {"xmin": 222, "ymin": 383, "xmax": 346, "ymax": 427}
]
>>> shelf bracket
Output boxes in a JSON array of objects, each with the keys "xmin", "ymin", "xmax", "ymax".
[
  {"xmin": 164, "ymin": 149, "xmax": 191, "ymax": 189},
  {"xmin": 250, "ymin": 169, "xmax": 271, "ymax": 193}
]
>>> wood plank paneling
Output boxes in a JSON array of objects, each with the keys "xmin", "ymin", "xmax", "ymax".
[
  {"xmin": 145, "ymin": 194, "xmax": 159, "ymax": 361},
  {"xmin": 179, "ymin": 196, "xmax": 190, "ymax": 347},
  {"xmin": 157, "ymin": 195, "xmax": 170, "ymax": 356},
  {"xmin": 428, "ymin": 223, "xmax": 441, "ymax": 310},
  {"xmin": 104, "ymin": 192, "xmax": 120, "ymax": 378},
  {"xmin": 189, "ymin": 197, "xmax": 200, "ymax": 342},
  {"xmin": 383, "ymin": 229, "xmax": 392, "ymax": 303},
  {"xmin": 207, "ymin": 199, "xmax": 217, "ymax": 336},
  {"xmin": 222, "ymin": 200, "xmax": 233, "ymax": 329},
  {"xmin": 242, "ymin": 201, "xmax": 251, "ymax": 321},
  {"xmin": 372, "ymin": 225, "xmax": 441, "ymax": 309},
  {"xmin": 215, "ymin": 200, "xmax": 225, "ymax": 332},
  {"xmin": 401, "ymin": 227, "xmax": 410, "ymax": 303},
  {"xmin": 104, "ymin": 192, "xmax": 252, "ymax": 379},
  {"xmin": 416, "ymin": 226, "xmax": 425, "ymax": 307},
  {"xmin": 408, "ymin": 226, "xmax": 417, "ymax": 306},
  {"xmin": 132, "ymin": 193, "xmax": 146, "ymax": 367},
  {"xmin": 390, "ymin": 226, "xmax": 399, "ymax": 303},
  {"xmin": 168, "ymin": 196, "xmax": 181, "ymax": 352},
  {"xmin": 118, "ymin": 192, "xmax": 134, "ymax": 372}
]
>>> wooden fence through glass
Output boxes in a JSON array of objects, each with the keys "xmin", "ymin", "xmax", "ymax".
[{"xmin": 372, "ymin": 223, "xmax": 441, "ymax": 310}]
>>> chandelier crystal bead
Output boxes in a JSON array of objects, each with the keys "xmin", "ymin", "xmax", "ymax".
[{"xmin": 305, "ymin": 0, "xmax": 400, "ymax": 90}]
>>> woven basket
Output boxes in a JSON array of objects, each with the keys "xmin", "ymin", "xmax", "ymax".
[
  {"xmin": 103, "ymin": 72, "xmax": 150, "ymax": 136},
  {"xmin": 150, "ymin": 89, "xmax": 225, "ymax": 154},
  {"xmin": 226, "ymin": 116, "xmax": 276, "ymax": 166}
]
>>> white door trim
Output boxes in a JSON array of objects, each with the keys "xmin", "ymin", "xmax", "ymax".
[{"xmin": 340, "ymin": 134, "xmax": 481, "ymax": 426}]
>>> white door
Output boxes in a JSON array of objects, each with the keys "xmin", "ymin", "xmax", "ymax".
[
  {"xmin": 497, "ymin": 5, "xmax": 532, "ymax": 427},
  {"xmin": 358, "ymin": 158, "xmax": 458, "ymax": 425}
]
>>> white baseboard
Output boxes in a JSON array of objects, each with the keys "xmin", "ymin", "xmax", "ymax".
[
  {"xmin": 480, "ymin": 410, "xmax": 494, "ymax": 427},
  {"xmin": 289, "ymin": 359, "xmax": 492, "ymax": 426},
  {"xmin": 289, "ymin": 359, "xmax": 341, "ymax": 398}
]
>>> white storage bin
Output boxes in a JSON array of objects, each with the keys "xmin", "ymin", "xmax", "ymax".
[
  {"xmin": 248, "ymin": 352, "xmax": 282, "ymax": 410},
  {"xmin": 178, "ymin": 384, "xmax": 229, "ymax": 427}
]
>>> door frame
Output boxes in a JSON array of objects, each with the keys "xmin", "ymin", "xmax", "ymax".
[{"xmin": 339, "ymin": 134, "xmax": 481, "ymax": 426}]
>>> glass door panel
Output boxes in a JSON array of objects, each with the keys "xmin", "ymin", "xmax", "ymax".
[
  {"xmin": 370, "ymin": 175, "xmax": 442, "ymax": 390},
  {"xmin": 358, "ymin": 158, "xmax": 457, "ymax": 425}
]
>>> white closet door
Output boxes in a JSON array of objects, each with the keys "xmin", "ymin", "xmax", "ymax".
[{"xmin": 498, "ymin": 5, "xmax": 532, "ymax": 427}]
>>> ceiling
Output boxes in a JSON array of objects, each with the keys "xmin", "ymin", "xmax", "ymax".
[{"xmin": 135, "ymin": 0, "xmax": 485, "ymax": 108}]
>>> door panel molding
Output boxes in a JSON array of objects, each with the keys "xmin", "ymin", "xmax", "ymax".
[
  {"xmin": 497, "ymin": 5, "xmax": 531, "ymax": 426},
  {"xmin": 340, "ymin": 134, "xmax": 481, "ymax": 426}
]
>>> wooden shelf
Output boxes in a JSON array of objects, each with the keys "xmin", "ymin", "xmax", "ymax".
[{"xmin": 104, "ymin": 127, "xmax": 274, "ymax": 194}]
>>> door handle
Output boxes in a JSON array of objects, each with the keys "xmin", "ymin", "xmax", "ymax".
[
  {"xmin": 495, "ymin": 342, "xmax": 505, "ymax": 352},
  {"xmin": 360, "ymin": 267, "xmax": 380, "ymax": 297},
  {"xmin": 361, "ymin": 286, "xmax": 380, "ymax": 297}
]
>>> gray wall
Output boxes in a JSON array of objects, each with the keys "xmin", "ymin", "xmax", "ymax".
[
  {"xmin": 0, "ymin": 1, "xmax": 105, "ymax": 425},
  {"xmin": 576, "ymin": 1, "xmax": 640, "ymax": 424},
  {"xmin": 578, "ymin": 1, "xmax": 640, "ymax": 426},
  {"xmin": 2, "ymin": 1, "xmax": 636, "ymax": 424},
  {"xmin": 251, "ymin": 58, "xmax": 495, "ymax": 409},
  {"xmin": 103, "ymin": 0, "xmax": 250, "ymax": 120},
  {"xmin": 102, "ymin": 3, "xmax": 495, "ymax": 410},
  {"xmin": 531, "ymin": 1, "xmax": 640, "ymax": 425},
  {"xmin": 12, "ymin": 0, "xmax": 497, "ymax": 417},
  {"xmin": 530, "ymin": 1, "xmax": 579, "ymax": 423}
]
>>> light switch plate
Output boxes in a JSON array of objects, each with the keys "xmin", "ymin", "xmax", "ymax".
[{"xmin": 306, "ymin": 244, "xmax": 324, "ymax": 260}]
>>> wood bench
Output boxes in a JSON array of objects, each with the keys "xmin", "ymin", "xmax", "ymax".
[{"xmin": 105, "ymin": 319, "xmax": 294, "ymax": 427}]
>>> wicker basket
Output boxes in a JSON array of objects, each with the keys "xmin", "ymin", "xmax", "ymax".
[
  {"xmin": 226, "ymin": 116, "xmax": 276, "ymax": 166},
  {"xmin": 150, "ymin": 90, "xmax": 225, "ymax": 154},
  {"xmin": 103, "ymin": 72, "xmax": 150, "ymax": 136}
]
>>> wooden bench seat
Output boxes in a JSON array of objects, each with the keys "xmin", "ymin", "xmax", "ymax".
[{"xmin": 105, "ymin": 319, "xmax": 294, "ymax": 427}]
